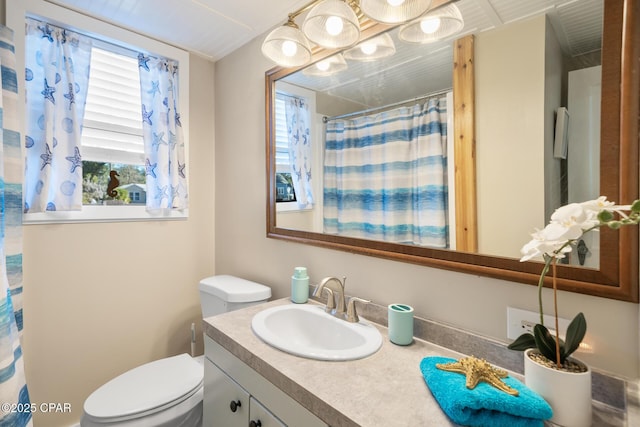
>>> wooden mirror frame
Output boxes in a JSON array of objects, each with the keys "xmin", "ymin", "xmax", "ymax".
[{"xmin": 265, "ymin": 0, "xmax": 639, "ymax": 302}]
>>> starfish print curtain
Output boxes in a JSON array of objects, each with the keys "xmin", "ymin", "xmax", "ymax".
[
  {"xmin": 24, "ymin": 18, "xmax": 92, "ymax": 213},
  {"xmin": 283, "ymin": 94, "xmax": 313, "ymax": 208},
  {"xmin": 323, "ymin": 97, "xmax": 449, "ymax": 247},
  {"xmin": 138, "ymin": 53, "xmax": 188, "ymax": 212},
  {"xmin": 0, "ymin": 25, "xmax": 32, "ymax": 427}
]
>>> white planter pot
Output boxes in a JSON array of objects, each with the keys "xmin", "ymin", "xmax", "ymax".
[{"xmin": 524, "ymin": 348, "xmax": 592, "ymax": 427}]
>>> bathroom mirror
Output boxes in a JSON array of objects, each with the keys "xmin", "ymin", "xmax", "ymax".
[{"xmin": 266, "ymin": 0, "xmax": 639, "ymax": 302}]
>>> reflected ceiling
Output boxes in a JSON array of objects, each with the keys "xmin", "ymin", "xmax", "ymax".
[{"xmin": 281, "ymin": 0, "xmax": 603, "ymax": 109}]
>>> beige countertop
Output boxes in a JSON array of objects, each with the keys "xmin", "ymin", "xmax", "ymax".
[
  {"xmin": 204, "ymin": 297, "xmax": 634, "ymax": 426},
  {"xmin": 204, "ymin": 298, "xmax": 515, "ymax": 427}
]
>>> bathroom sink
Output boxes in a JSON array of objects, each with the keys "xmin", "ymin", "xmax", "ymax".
[{"xmin": 251, "ymin": 304, "xmax": 383, "ymax": 361}]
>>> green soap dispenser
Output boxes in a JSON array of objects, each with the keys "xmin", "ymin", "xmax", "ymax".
[{"xmin": 291, "ymin": 267, "xmax": 309, "ymax": 303}]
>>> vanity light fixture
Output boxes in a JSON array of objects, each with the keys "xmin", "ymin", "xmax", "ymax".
[
  {"xmin": 302, "ymin": 0, "xmax": 361, "ymax": 48},
  {"xmin": 262, "ymin": 17, "xmax": 313, "ymax": 67},
  {"xmin": 262, "ymin": 0, "xmax": 461, "ymax": 67},
  {"xmin": 344, "ymin": 32, "xmax": 396, "ymax": 61},
  {"xmin": 302, "ymin": 53, "xmax": 349, "ymax": 76},
  {"xmin": 360, "ymin": 0, "xmax": 432, "ymax": 24},
  {"xmin": 398, "ymin": 3, "xmax": 464, "ymax": 44}
]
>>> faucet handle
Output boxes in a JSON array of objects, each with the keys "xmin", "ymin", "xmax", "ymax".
[
  {"xmin": 346, "ymin": 297, "xmax": 370, "ymax": 323},
  {"xmin": 321, "ymin": 287, "xmax": 336, "ymax": 313}
]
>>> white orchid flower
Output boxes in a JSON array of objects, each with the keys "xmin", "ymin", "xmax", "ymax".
[
  {"xmin": 520, "ymin": 222, "xmax": 579, "ymax": 261},
  {"xmin": 520, "ymin": 197, "xmax": 617, "ymax": 262}
]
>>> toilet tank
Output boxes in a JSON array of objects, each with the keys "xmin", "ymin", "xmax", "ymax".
[{"xmin": 199, "ymin": 275, "xmax": 271, "ymax": 318}]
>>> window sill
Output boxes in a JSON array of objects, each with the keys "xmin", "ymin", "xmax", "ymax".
[
  {"xmin": 276, "ymin": 202, "xmax": 312, "ymax": 213},
  {"xmin": 23, "ymin": 205, "xmax": 188, "ymax": 224}
]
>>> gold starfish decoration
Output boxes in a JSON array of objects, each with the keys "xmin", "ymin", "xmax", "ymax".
[{"xmin": 436, "ymin": 356, "xmax": 519, "ymax": 396}]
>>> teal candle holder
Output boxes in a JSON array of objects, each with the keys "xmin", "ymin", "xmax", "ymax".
[{"xmin": 388, "ymin": 304, "xmax": 414, "ymax": 345}]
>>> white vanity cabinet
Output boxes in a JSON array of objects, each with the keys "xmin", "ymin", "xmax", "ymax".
[
  {"xmin": 204, "ymin": 336, "xmax": 328, "ymax": 427},
  {"xmin": 249, "ymin": 397, "xmax": 286, "ymax": 427},
  {"xmin": 204, "ymin": 359, "xmax": 285, "ymax": 426}
]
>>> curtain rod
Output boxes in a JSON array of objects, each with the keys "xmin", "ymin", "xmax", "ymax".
[{"xmin": 322, "ymin": 88, "xmax": 452, "ymax": 123}]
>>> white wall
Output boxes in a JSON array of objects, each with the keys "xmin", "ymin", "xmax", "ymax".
[
  {"xmin": 214, "ymin": 34, "xmax": 640, "ymax": 380},
  {"xmin": 475, "ymin": 15, "xmax": 547, "ymax": 257},
  {"xmin": 20, "ymin": 53, "xmax": 215, "ymax": 427}
]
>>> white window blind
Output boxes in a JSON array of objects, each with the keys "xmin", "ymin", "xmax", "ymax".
[
  {"xmin": 82, "ymin": 46, "xmax": 144, "ymax": 165},
  {"xmin": 275, "ymin": 93, "xmax": 290, "ymax": 169}
]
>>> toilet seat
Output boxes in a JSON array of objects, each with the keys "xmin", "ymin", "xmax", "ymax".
[{"xmin": 83, "ymin": 353, "xmax": 203, "ymax": 425}]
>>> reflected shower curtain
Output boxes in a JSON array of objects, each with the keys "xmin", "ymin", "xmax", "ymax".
[
  {"xmin": 0, "ymin": 26, "xmax": 32, "ymax": 427},
  {"xmin": 324, "ymin": 97, "xmax": 448, "ymax": 247}
]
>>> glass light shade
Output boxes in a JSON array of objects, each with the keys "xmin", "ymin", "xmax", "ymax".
[
  {"xmin": 262, "ymin": 24, "xmax": 312, "ymax": 67},
  {"xmin": 344, "ymin": 32, "xmax": 396, "ymax": 61},
  {"xmin": 398, "ymin": 3, "xmax": 464, "ymax": 44},
  {"xmin": 360, "ymin": 0, "xmax": 432, "ymax": 24},
  {"xmin": 302, "ymin": 0, "xmax": 360, "ymax": 48},
  {"xmin": 303, "ymin": 53, "xmax": 348, "ymax": 76}
]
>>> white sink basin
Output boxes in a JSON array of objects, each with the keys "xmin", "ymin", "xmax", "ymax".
[{"xmin": 251, "ymin": 304, "xmax": 383, "ymax": 361}]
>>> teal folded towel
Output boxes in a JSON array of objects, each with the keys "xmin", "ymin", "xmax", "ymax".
[{"xmin": 420, "ymin": 356, "xmax": 552, "ymax": 427}]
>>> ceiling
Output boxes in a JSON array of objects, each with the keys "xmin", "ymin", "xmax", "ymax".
[
  {"xmin": 46, "ymin": 0, "xmax": 311, "ymax": 61},
  {"xmin": 46, "ymin": 0, "xmax": 602, "ymax": 65}
]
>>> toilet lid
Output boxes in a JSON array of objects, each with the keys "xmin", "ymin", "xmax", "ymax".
[
  {"xmin": 199, "ymin": 275, "xmax": 271, "ymax": 302},
  {"xmin": 84, "ymin": 353, "xmax": 203, "ymax": 420}
]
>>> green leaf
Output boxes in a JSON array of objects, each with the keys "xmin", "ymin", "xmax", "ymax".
[
  {"xmin": 631, "ymin": 199, "xmax": 640, "ymax": 213},
  {"xmin": 508, "ymin": 333, "xmax": 537, "ymax": 351},
  {"xmin": 564, "ymin": 312, "xmax": 587, "ymax": 358},
  {"xmin": 534, "ymin": 324, "xmax": 559, "ymax": 363}
]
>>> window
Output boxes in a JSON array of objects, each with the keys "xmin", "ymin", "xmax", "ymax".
[
  {"xmin": 274, "ymin": 93, "xmax": 297, "ymax": 205},
  {"xmin": 81, "ymin": 46, "xmax": 146, "ymax": 207},
  {"xmin": 274, "ymin": 85, "xmax": 317, "ymax": 213},
  {"xmin": 12, "ymin": 1, "xmax": 189, "ymax": 223},
  {"xmin": 83, "ymin": 47, "xmax": 143, "ymax": 167},
  {"xmin": 274, "ymin": 93, "xmax": 291, "ymax": 176}
]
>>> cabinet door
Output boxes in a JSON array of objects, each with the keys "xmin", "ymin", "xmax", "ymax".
[
  {"xmin": 249, "ymin": 397, "xmax": 286, "ymax": 427},
  {"xmin": 204, "ymin": 358, "xmax": 249, "ymax": 427}
]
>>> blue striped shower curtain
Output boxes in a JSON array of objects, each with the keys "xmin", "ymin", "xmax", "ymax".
[
  {"xmin": 0, "ymin": 26, "xmax": 32, "ymax": 427},
  {"xmin": 323, "ymin": 97, "xmax": 449, "ymax": 247}
]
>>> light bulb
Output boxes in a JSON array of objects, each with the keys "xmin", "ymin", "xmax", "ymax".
[
  {"xmin": 281, "ymin": 40, "xmax": 298, "ymax": 57},
  {"xmin": 316, "ymin": 60, "xmax": 331, "ymax": 71},
  {"xmin": 420, "ymin": 17, "xmax": 441, "ymax": 34},
  {"xmin": 387, "ymin": 0, "xmax": 405, "ymax": 6},
  {"xmin": 360, "ymin": 43, "xmax": 377, "ymax": 56},
  {"xmin": 325, "ymin": 16, "xmax": 344, "ymax": 36}
]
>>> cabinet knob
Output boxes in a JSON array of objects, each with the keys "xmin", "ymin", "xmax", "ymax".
[
  {"xmin": 249, "ymin": 420, "xmax": 262, "ymax": 427},
  {"xmin": 229, "ymin": 400, "xmax": 242, "ymax": 413}
]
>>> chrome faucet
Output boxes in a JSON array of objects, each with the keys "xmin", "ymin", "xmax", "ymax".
[
  {"xmin": 314, "ymin": 277, "xmax": 371, "ymax": 323},
  {"xmin": 314, "ymin": 276, "xmax": 346, "ymax": 315}
]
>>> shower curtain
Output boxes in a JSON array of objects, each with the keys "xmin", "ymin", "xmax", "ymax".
[
  {"xmin": 0, "ymin": 26, "xmax": 32, "ymax": 427},
  {"xmin": 323, "ymin": 97, "xmax": 448, "ymax": 247}
]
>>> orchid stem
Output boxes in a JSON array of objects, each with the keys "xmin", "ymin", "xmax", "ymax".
[
  {"xmin": 538, "ymin": 255, "xmax": 552, "ymax": 325},
  {"xmin": 552, "ymin": 259, "xmax": 561, "ymax": 368}
]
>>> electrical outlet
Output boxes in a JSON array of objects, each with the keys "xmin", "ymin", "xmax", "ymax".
[
  {"xmin": 520, "ymin": 319, "xmax": 537, "ymax": 335},
  {"xmin": 506, "ymin": 307, "xmax": 570, "ymax": 340}
]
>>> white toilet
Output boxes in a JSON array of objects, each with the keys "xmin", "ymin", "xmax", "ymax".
[{"xmin": 81, "ymin": 275, "xmax": 271, "ymax": 427}]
